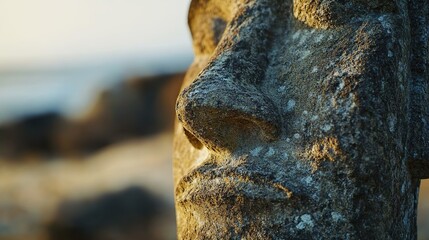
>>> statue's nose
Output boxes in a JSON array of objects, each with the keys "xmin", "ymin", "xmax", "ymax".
[
  {"xmin": 176, "ymin": 73, "xmax": 280, "ymax": 152},
  {"xmin": 176, "ymin": 5, "xmax": 281, "ymax": 152}
]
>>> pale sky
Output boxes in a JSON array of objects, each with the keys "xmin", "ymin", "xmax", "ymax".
[
  {"xmin": 0, "ymin": 0, "xmax": 193, "ymax": 69},
  {"xmin": 0, "ymin": 0, "xmax": 193, "ymax": 123}
]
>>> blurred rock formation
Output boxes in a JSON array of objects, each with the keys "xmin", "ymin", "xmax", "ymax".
[
  {"xmin": 48, "ymin": 186, "xmax": 175, "ymax": 240},
  {"xmin": 0, "ymin": 72, "xmax": 184, "ymax": 158}
]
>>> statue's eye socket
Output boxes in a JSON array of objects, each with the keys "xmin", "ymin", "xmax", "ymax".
[
  {"xmin": 190, "ymin": 16, "xmax": 228, "ymax": 56},
  {"xmin": 211, "ymin": 17, "xmax": 227, "ymax": 46},
  {"xmin": 188, "ymin": 0, "xmax": 233, "ymax": 56}
]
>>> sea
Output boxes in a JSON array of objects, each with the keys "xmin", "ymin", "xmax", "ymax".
[{"xmin": 0, "ymin": 53, "xmax": 193, "ymax": 124}]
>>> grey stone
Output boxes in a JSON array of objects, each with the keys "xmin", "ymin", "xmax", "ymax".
[{"xmin": 174, "ymin": 0, "xmax": 429, "ymax": 239}]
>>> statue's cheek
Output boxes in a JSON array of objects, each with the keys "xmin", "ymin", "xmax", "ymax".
[
  {"xmin": 292, "ymin": 0, "xmax": 397, "ymax": 29},
  {"xmin": 292, "ymin": 0, "xmax": 346, "ymax": 29}
]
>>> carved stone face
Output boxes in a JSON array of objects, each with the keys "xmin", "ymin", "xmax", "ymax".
[{"xmin": 174, "ymin": 0, "xmax": 426, "ymax": 239}]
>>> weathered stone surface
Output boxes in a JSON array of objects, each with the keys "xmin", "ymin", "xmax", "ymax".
[
  {"xmin": 407, "ymin": 0, "xmax": 429, "ymax": 179},
  {"xmin": 174, "ymin": 0, "xmax": 429, "ymax": 239}
]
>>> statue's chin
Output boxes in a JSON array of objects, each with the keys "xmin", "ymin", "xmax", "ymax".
[{"xmin": 176, "ymin": 194, "xmax": 303, "ymax": 239}]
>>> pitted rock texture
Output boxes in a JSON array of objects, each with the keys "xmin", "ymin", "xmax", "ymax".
[{"xmin": 174, "ymin": 0, "xmax": 429, "ymax": 239}]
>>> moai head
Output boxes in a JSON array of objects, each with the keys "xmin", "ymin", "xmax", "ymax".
[{"xmin": 174, "ymin": 0, "xmax": 429, "ymax": 239}]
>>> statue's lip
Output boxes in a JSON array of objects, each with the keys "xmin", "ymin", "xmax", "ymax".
[{"xmin": 175, "ymin": 166, "xmax": 298, "ymax": 204}]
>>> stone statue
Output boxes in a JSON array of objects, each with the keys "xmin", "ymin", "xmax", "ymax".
[{"xmin": 173, "ymin": 0, "xmax": 429, "ymax": 239}]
